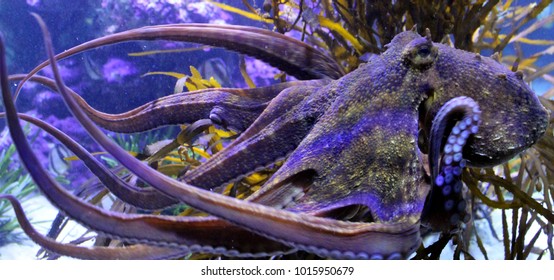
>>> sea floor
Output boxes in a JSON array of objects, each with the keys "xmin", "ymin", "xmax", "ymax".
[{"xmin": 0, "ymin": 195, "xmax": 89, "ymax": 260}]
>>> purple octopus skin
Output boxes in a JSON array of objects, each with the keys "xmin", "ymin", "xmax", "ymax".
[{"xmin": 0, "ymin": 15, "xmax": 550, "ymax": 260}]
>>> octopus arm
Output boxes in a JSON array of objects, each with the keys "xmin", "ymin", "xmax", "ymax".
[
  {"xmin": 1, "ymin": 50, "xmax": 296, "ymax": 258},
  {"xmin": 10, "ymin": 74, "xmax": 270, "ymax": 133},
  {"xmin": 0, "ymin": 112, "xmax": 178, "ymax": 210},
  {"xmin": 0, "ymin": 194, "xmax": 294, "ymax": 259},
  {"xmin": 423, "ymin": 97, "xmax": 481, "ymax": 230},
  {"xmin": 182, "ymin": 85, "xmax": 323, "ymax": 190},
  {"xmin": 0, "ymin": 195, "xmax": 192, "ymax": 260},
  {"xmin": 15, "ymin": 23, "xmax": 345, "ymax": 99},
  {"xmin": 21, "ymin": 16, "xmax": 420, "ymax": 259}
]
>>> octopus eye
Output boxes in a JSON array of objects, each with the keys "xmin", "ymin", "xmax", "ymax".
[
  {"xmin": 402, "ymin": 34, "xmax": 438, "ymax": 69},
  {"xmin": 418, "ymin": 46, "xmax": 431, "ymax": 57}
]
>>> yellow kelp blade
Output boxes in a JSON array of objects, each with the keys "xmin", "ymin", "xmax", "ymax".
[
  {"xmin": 497, "ymin": 34, "xmax": 554, "ymax": 45},
  {"xmin": 208, "ymin": 0, "xmax": 273, "ymax": 24},
  {"xmin": 208, "ymin": 77, "xmax": 221, "ymax": 88},
  {"xmin": 213, "ymin": 128, "xmax": 236, "ymax": 138},
  {"xmin": 142, "ymin": 71, "xmax": 185, "ymax": 79},
  {"xmin": 502, "ymin": 55, "xmax": 538, "ymax": 69},
  {"xmin": 188, "ymin": 66, "xmax": 209, "ymax": 90},
  {"xmin": 144, "ymin": 66, "xmax": 223, "ymax": 93},
  {"xmin": 317, "ymin": 16, "xmax": 364, "ymax": 54},
  {"xmin": 191, "ymin": 147, "xmax": 211, "ymax": 160},
  {"xmin": 239, "ymin": 56, "xmax": 256, "ymax": 88},
  {"xmin": 244, "ymin": 173, "xmax": 268, "ymax": 185}
]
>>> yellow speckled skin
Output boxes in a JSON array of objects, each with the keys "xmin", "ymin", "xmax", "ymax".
[
  {"xmin": 124, "ymin": 30, "xmax": 548, "ymax": 256},
  {"xmin": 250, "ymin": 32, "xmax": 432, "ymax": 223},
  {"xmin": 422, "ymin": 40, "xmax": 549, "ymax": 166},
  {"xmin": 248, "ymin": 31, "xmax": 548, "ymax": 227}
]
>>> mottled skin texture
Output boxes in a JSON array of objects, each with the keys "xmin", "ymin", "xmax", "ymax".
[{"xmin": 0, "ymin": 19, "xmax": 549, "ymax": 260}]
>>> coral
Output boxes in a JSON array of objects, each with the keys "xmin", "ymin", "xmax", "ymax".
[
  {"xmin": 99, "ymin": 0, "xmax": 232, "ymax": 33},
  {"xmin": 26, "ymin": 0, "xmax": 40, "ymax": 6},
  {"xmin": 101, "ymin": 58, "xmax": 138, "ymax": 84}
]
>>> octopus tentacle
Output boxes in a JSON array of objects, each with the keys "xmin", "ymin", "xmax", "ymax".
[
  {"xmin": 0, "ymin": 46, "xmax": 298, "ymax": 257},
  {"xmin": 23, "ymin": 14, "xmax": 420, "ymax": 259},
  {"xmin": 214, "ymin": 81, "xmax": 328, "ymax": 149},
  {"xmin": 0, "ymin": 190, "xmax": 293, "ymax": 259},
  {"xmin": 0, "ymin": 117, "xmax": 294, "ymax": 259},
  {"xmin": 423, "ymin": 96, "xmax": 481, "ymax": 230},
  {"xmin": 181, "ymin": 85, "xmax": 323, "ymax": 190},
  {"xmin": 15, "ymin": 23, "xmax": 345, "ymax": 100},
  {"xmin": 0, "ymin": 112, "xmax": 178, "ymax": 210},
  {"xmin": 0, "ymin": 195, "xmax": 191, "ymax": 260},
  {"xmin": 1, "ymin": 41, "xmax": 297, "ymax": 258},
  {"xmin": 10, "ymin": 74, "xmax": 273, "ymax": 133}
]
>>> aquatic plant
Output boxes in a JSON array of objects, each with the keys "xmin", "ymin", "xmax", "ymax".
[{"xmin": 0, "ymin": 127, "xmax": 38, "ymax": 247}]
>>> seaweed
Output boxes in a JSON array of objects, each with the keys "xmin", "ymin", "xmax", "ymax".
[{"xmin": 0, "ymin": 125, "xmax": 39, "ymax": 247}]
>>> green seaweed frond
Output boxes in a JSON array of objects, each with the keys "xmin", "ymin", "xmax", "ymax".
[{"xmin": 0, "ymin": 126, "xmax": 39, "ymax": 247}]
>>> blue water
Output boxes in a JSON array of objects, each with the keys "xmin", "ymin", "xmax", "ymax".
[{"xmin": 0, "ymin": 0, "xmax": 267, "ymax": 115}]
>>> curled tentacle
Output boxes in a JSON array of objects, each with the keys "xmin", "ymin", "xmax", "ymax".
[
  {"xmin": 0, "ymin": 112, "xmax": 178, "ymax": 210},
  {"xmin": 419, "ymin": 41, "xmax": 549, "ymax": 167},
  {"xmin": 423, "ymin": 96, "xmax": 481, "ymax": 230},
  {"xmin": 15, "ymin": 23, "xmax": 345, "ymax": 100},
  {"xmin": 15, "ymin": 14, "xmax": 420, "ymax": 260}
]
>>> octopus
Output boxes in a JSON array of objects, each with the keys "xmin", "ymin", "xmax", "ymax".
[{"xmin": 0, "ymin": 15, "xmax": 549, "ymax": 259}]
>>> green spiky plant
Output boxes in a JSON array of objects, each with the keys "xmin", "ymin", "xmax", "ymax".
[{"xmin": 0, "ymin": 130, "xmax": 38, "ymax": 247}]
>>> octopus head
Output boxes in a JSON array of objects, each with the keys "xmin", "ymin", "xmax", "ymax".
[{"xmin": 413, "ymin": 33, "xmax": 550, "ymax": 167}]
